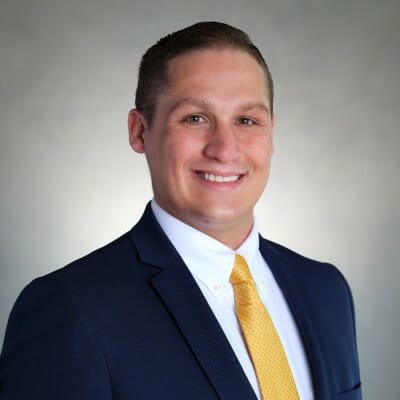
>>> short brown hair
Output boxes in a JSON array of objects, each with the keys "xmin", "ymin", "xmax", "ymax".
[{"xmin": 135, "ymin": 21, "xmax": 274, "ymax": 125}]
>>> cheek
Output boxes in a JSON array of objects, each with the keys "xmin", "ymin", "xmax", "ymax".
[
  {"xmin": 165, "ymin": 133, "xmax": 203, "ymax": 163},
  {"xmin": 246, "ymin": 135, "xmax": 273, "ymax": 166}
]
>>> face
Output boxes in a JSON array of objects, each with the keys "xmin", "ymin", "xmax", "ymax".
[{"xmin": 129, "ymin": 49, "xmax": 274, "ymax": 248}]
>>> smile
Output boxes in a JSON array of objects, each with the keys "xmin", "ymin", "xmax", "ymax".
[{"xmin": 196, "ymin": 172, "xmax": 243, "ymax": 182}]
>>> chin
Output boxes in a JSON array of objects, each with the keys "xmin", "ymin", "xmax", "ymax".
[{"xmin": 195, "ymin": 206, "xmax": 248, "ymax": 225}]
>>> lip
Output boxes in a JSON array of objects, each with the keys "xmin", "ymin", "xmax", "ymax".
[{"xmin": 194, "ymin": 170, "xmax": 246, "ymax": 188}]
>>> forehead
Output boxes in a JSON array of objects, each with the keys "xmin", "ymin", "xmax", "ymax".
[{"xmin": 164, "ymin": 48, "xmax": 270, "ymax": 100}]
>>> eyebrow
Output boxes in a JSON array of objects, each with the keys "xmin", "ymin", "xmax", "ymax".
[
  {"xmin": 240, "ymin": 102, "xmax": 270, "ymax": 115},
  {"xmin": 169, "ymin": 98, "xmax": 214, "ymax": 114},
  {"xmin": 169, "ymin": 98, "xmax": 270, "ymax": 115}
]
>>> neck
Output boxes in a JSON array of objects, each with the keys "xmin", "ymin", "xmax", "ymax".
[
  {"xmin": 151, "ymin": 200, "xmax": 255, "ymax": 250},
  {"xmin": 179, "ymin": 215, "xmax": 254, "ymax": 250}
]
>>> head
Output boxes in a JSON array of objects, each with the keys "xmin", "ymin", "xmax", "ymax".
[
  {"xmin": 129, "ymin": 22, "xmax": 275, "ymax": 249},
  {"xmin": 135, "ymin": 21, "xmax": 274, "ymax": 127}
]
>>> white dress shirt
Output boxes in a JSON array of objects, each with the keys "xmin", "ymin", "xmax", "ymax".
[{"xmin": 151, "ymin": 200, "xmax": 314, "ymax": 400}]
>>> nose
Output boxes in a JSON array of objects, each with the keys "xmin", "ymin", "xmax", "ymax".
[{"xmin": 203, "ymin": 122, "xmax": 241, "ymax": 162}]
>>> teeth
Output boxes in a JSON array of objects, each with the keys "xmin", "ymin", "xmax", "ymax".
[{"xmin": 199, "ymin": 172, "xmax": 240, "ymax": 182}]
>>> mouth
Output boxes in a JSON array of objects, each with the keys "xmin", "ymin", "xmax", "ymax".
[{"xmin": 195, "ymin": 171, "xmax": 244, "ymax": 182}]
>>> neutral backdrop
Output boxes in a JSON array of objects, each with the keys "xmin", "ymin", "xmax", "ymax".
[{"xmin": 1, "ymin": 0, "xmax": 399, "ymax": 398}]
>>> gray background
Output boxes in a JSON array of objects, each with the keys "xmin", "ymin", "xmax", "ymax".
[{"xmin": 1, "ymin": 0, "xmax": 399, "ymax": 398}]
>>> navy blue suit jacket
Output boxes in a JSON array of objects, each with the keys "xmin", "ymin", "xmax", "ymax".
[{"xmin": 0, "ymin": 204, "xmax": 361, "ymax": 399}]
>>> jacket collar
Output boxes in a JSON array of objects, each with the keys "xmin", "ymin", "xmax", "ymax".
[
  {"xmin": 129, "ymin": 203, "xmax": 257, "ymax": 400},
  {"xmin": 259, "ymin": 238, "xmax": 336, "ymax": 400}
]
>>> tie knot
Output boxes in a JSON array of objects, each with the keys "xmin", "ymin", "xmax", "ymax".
[{"xmin": 230, "ymin": 254, "xmax": 254, "ymax": 285}]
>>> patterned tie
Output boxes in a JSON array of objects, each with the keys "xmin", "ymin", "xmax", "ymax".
[{"xmin": 230, "ymin": 254, "xmax": 299, "ymax": 400}]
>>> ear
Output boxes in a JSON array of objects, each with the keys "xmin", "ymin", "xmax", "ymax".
[
  {"xmin": 270, "ymin": 114, "xmax": 276, "ymax": 154},
  {"xmin": 271, "ymin": 114, "xmax": 276, "ymax": 137},
  {"xmin": 128, "ymin": 109, "xmax": 148, "ymax": 153}
]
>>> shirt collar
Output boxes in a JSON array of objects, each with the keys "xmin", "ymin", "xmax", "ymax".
[{"xmin": 151, "ymin": 200, "xmax": 260, "ymax": 294}]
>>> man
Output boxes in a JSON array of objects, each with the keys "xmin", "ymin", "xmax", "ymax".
[{"xmin": 0, "ymin": 22, "xmax": 361, "ymax": 399}]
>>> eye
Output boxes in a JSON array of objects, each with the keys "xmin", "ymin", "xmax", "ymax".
[
  {"xmin": 237, "ymin": 117, "xmax": 256, "ymax": 126},
  {"xmin": 183, "ymin": 114, "xmax": 206, "ymax": 124}
]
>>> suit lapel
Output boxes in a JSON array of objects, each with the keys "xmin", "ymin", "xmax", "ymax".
[
  {"xmin": 259, "ymin": 237, "xmax": 336, "ymax": 400},
  {"xmin": 129, "ymin": 204, "xmax": 257, "ymax": 400}
]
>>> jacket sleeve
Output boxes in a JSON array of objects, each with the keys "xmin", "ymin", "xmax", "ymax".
[{"xmin": 0, "ymin": 276, "xmax": 112, "ymax": 399}]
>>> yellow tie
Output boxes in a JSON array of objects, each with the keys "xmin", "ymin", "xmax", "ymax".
[{"xmin": 230, "ymin": 254, "xmax": 299, "ymax": 400}]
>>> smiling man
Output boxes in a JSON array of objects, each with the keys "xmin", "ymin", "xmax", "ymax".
[
  {"xmin": 0, "ymin": 22, "xmax": 361, "ymax": 400},
  {"xmin": 129, "ymin": 48, "xmax": 274, "ymax": 249}
]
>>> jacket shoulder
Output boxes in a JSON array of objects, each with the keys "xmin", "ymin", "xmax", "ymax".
[
  {"xmin": 260, "ymin": 236, "xmax": 352, "ymax": 294},
  {"xmin": 0, "ymin": 253, "xmax": 115, "ymax": 399},
  {"xmin": 48, "ymin": 231, "xmax": 135, "ymax": 280}
]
